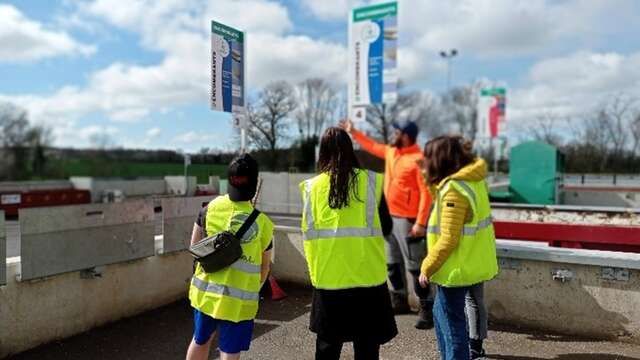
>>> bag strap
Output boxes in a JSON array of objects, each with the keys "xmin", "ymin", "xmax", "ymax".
[{"xmin": 235, "ymin": 209, "xmax": 261, "ymax": 240}]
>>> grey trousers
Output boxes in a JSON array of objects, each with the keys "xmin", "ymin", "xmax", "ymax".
[
  {"xmin": 385, "ymin": 217, "xmax": 431, "ymax": 302},
  {"xmin": 465, "ymin": 282, "xmax": 488, "ymax": 340}
]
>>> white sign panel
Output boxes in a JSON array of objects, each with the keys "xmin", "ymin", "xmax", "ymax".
[{"xmin": 349, "ymin": 2, "xmax": 398, "ymax": 108}]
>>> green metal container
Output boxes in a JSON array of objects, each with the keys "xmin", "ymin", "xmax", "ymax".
[{"xmin": 508, "ymin": 141, "xmax": 564, "ymax": 205}]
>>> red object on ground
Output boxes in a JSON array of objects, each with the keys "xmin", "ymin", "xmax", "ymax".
[
  {"xmin": 494, "ymin": 220, "xmax": 640, "ymax": 253},
  {"xmin": 0, "ymin": 189, "xmax": 91, "ymax": 216},
  {"xmin": 268, "ymin": 275, "xmax": 287, "ymax": 301}
]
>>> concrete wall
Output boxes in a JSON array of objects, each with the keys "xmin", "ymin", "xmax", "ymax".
[
  {"xmin": 0, "ymin": 252, "xmax": 193, "ymax": 358},
  {"xmin": 19, "ymin": 200, "xmax": 156, "ymax": 281},
  {"xmin": 489, "ymin": 241, "xmax": 640, "ymax": 342},
  {"xmin": 254, "ymin": 172, "xmax": 312, "ymax": 214},
  {"xmin": 0, "ymin": 211, "xmax": 5, "ymax": 285},
  {"xmin": 562, "ymin": 187, "xmax": 640, "ymax": 208},
  {"xmin": 70, "ymin": 177, "xmax": 167, "ymax": 202},
  {"xmin": 0, "ymin": 180, "xmax": 73, "ymax": 193},
  {"xmin": 165, "ymin": 176, "xmax": 197, "ymax": 196},
  {"xmin": 270, "ymin": 227, "xmax": 640, "ymax": 344}
]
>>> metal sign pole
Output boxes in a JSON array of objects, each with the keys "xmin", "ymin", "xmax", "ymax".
[{"xmin": 241, "ymin": 127, "xmax": 247, "ymax": 154}]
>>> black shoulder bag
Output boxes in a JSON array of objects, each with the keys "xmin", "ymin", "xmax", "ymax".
[{"xmin": 189, "ymin": 209, "xmax": 261, "ymax": 273}]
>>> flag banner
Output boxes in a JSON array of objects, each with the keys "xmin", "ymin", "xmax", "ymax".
[
  {"xmin": 211, "ymin": 20, "xmax": 245, "ymax": 114},
  {"xmin": 349, "ymin": 2, "xmax": 398, "ymax": 107},
  {"xmin": 477, "ymin": 87, "xmax": 506, "ymax": 139}
]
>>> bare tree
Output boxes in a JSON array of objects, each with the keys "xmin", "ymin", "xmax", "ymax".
[
  {"xmin": 525, "ymin": 111, "xmax": 565, "ymax": 147},
  {"xmin": 365, "ymin": 91, "xmax": 439, "ymax": 143},
  {"xmin": 632, "ymin": 111, "xmax": 640, "ymax": 155},
  {"xmin": 246, "ymin": 81, "xmax": 297, "ymax": 161},
  {"xmin": 295, "ymin": 78, "xmax": 338, "ymax": 141},
  {"xmin": 0, "ymin": 102, "xmax": 53, "ymax": 179},
  {"xmin": 600, "ymin": 94, "xmax": 636, "ymax": 159},
  {"xmin": 0, "ymin": 102, "xmax": 30, "ymax": 147},
  {"xmin": 438, "ymin": 82, "xmax": 485, "ymax": 140},
  {"xmin": 89, "ymin": 133, "xmax": 115, "ymax": 149}
]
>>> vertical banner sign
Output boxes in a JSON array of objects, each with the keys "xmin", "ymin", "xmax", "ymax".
[
  {"xmin": 211, "ymin": 20, "xmax": 245, "ymax": 115},
  {"xmin": 477, "ymin": 87, "xmax": 507, "ymax": 139},
  {"xmin": 349, "ymin": 2, "xmax": 398, "ymax": 109}
]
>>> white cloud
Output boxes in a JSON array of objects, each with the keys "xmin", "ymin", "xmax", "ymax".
[
  {"xmin": 0, "ymin": 4, "xmax": 95, "ymax": 63},
  {"xmin": 146, "ymin": 127, "xmax": 162, "ymax": 138},
  {"xmin": 172, "ymin": 131, "xmax": 219, "ymax": 144},
  {"xmin": 398, "ymin": 0, "xmax": 638, "ymax": 59},
  {"xmin": 0, "ymin": 0, "xmax": 347, "ymax": 134},
  {"xmin": 509, "ymin": 51, "xmax": 640, "ymax": 129},
  {"xmin": 3, "ymin": 0, "xmax": 639, "ymax": 150},
  {"xmin": 248, "ymin": 33, "xmax": 347, "ymax": 87},
  {"xmin": 301, "ymin": 0, "xmax": 363, "ymax": 21}
]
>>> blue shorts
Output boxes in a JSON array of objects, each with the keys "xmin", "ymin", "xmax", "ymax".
[{"xmin": 193, "ymin": 309, "xmax": 254, "ymax": 354}]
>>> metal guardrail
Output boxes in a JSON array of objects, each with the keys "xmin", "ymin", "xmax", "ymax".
[
  {"xmin": 19, "ymin": 200, "xmax": 156, "ymax": 281},
  {"xmin": 491, "ymin": 202, "xmax": 640, "ymax": 214},
  {"xmin": 160, "ymin": 196, "xmax": 214, "ymax": 253}
]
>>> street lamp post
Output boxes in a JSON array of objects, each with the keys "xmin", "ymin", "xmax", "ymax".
[{"xmin": 439, "ymin": 49, "xmax": 458, "ymax": 92}]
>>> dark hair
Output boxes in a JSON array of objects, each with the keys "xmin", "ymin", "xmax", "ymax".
[
  {"xmin": 423, "ymin": 135, "xmax": 475, "ymax": 186},
  {"xmin": 317, "ymin": 127, "xmax": 361, "ymax": 209}
]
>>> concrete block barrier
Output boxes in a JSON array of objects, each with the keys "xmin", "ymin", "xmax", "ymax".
[{"xmin": 19, "ymin": 200, "xmax": 155, "ymax": 281}]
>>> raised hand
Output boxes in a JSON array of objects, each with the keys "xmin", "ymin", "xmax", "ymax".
[{"xmin": 338, "ymin": 118, "xmax": 354, "ymax": 134}]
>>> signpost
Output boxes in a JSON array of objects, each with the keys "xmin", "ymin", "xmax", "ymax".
[
  {"xmin": 211, "ymin": 20, "xmax": 247, "ymax": 152},
  {"xmin": 477, "ymin": 87, "xmax": 507, "ymax": 139},
  {"xmin": 348, "ymin": 1, "xmax": 398, "ymax": 121},
  {"xmin": 477, "ymin": 87, "xmax": 507, "ymax": 177}
]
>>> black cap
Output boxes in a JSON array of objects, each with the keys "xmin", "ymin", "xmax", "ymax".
[
  {"xmin": 392, "ymin": 120, "xmax": 419, "ymax": 141},
  {"xmin": 227, "ymin": 154, "xmax": 259, "ymax": 202}
]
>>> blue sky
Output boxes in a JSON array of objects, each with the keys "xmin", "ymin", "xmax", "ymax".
[{"xmin": 1, "ymin": 0, "xmax": 639, "ymax": 152}]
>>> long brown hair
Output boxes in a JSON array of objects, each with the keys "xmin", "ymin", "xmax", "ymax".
[
  {"xmin": 317, "ymin": 127, "xmax": 361, "ymax": 209},
  {"xmin": 423, "ymin": 135, "xmax": 475, "ymax": 186}
]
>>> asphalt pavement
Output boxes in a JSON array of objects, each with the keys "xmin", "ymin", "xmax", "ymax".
[{"xmin": 7, "ymin": 285, "xmax": 640, "ymax": 360}]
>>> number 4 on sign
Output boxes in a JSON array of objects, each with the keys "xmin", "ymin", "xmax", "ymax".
[{"xmin": 353, "ymin": 107, "xmax": 366, "ymax": 123}]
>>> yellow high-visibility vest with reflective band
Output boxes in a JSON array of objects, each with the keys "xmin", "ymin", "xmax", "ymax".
[
  {"xmin": 300, "ymin": 169, "xmax": 387, "ymax": 290},
  {"xmin": 189, "ymin": 195, "xmax": 273, "ymax": 322},
  {"xmin": 427, "ymin": 179, "xmax": 498, "ymax": 287}
]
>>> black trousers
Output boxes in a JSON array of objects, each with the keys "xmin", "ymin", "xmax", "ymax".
[
  {"xmin": 316, "ymin": 337, "xmax": 380, "ymax": 360},
  {"xmin": 388, "ymin": 265, "xmax": 432, "ymax": 303}
]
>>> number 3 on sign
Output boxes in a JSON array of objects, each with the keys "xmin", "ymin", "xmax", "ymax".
[{"xmin": 232, "ymin": 112, "xmax": 246, "ymax": 129}]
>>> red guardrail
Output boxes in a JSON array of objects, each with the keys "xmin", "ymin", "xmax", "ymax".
[
  {"xmin": 494, "ymin": 220, "xmax": 640, "ymax": 253},
  {"xmin": 0, "ymin": 189, "xmax": 91, "ymax": 217}
]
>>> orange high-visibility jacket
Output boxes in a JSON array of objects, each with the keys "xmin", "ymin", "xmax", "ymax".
[{"xmin": 352, "ymin": 129, "xmax": 431, "ymax": 226}]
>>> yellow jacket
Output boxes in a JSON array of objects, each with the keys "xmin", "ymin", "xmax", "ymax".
[{"xmin": 420, "ymin": 158, "xmax": 488, "ymax": 278}]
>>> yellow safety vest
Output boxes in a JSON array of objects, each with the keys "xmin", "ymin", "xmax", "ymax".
[
  {"xmin": 427, "ymin": 179, "xmax": 498, "ymax": 287},
  {"xmin": 300, "ymin": 169, "xmax": 386, "ymax": 290},
  {"xmin": 189, "ymin": 195, "xmax": 273, "ymax": 322}
]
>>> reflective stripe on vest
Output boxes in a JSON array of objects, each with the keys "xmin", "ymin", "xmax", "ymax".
[
  {"xmin": 303, "ymin": 170, "xmax": 382, "ymax": 240},
  {"xmin": 229, "ymin": 260, "xmax": 261, "ymax": 274},
  {"xmin": 300, "ymin": 170, "xmax": 387, "ymax": 290},
  {"xmin": 191, "ymin": 276, "xmax": 259, "ymax": 301},
  {"xmin": 189, "ymin": 195, "xmax": 267, "ymax": 322},
  {"xmin": 427, "ymin": 178, "xmax": 498, "ymax": 287},
  {"xmin": 427, "ymin": 215, "xmax": 493, "ymax": 236}
]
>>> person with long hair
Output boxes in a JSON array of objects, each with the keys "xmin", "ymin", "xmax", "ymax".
[
  {"xmin": 300, "ymin": 127, "xmax": 397, "ymax": 360},
  {"xmin": 340, "ymin": 119, "xmax": 434, "ymax": 329},
  {"xmin": 418, "ymin": 136, "xmax": 498, "ymax": 360}
]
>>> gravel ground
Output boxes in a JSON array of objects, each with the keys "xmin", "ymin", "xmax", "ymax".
[{"xmin": 8, "ymin": 285, "xmax": 640, "ymax": 360}]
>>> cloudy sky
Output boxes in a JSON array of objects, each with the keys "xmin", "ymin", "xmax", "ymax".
[{"xmin": 1, "ymin": 0, "xmax": 639, "ymax": 152}]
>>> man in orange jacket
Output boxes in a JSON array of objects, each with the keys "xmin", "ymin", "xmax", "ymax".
[{"xmin": 340, "ymin": 119, "xmax": 433, "ymax": 329}]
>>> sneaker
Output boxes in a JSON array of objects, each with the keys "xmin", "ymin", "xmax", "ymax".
[
  {"xmin": 414, "ymin": 306, "xmax": 433, "ymax": 329},
  {"xmin": 391, "ymin": 293, "xmax": 411, "ymax": 315},
  {"xmin": 470, "ymin": 348, "xmax": 486, "ymax": 360}
]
